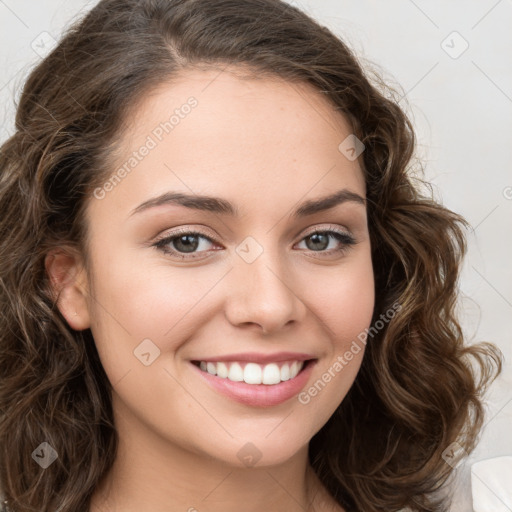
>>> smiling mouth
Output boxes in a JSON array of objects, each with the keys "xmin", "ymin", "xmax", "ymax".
[{"xmin": 191, "ymin": 359, "xmax": 314, "ymax": 385}]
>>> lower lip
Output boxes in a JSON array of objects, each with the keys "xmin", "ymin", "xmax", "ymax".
[{"xmin": 190, "ymin": 360, "xmax": 317, "ymax": 407}]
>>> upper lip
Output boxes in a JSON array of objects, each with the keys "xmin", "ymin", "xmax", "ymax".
[{"xmin": 191, "ymin": 352, "xmax": 316, "ymax": 364}]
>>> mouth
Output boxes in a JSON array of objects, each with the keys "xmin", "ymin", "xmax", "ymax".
[{"xmin": 190, "ymin": 358, "xmax": 317, "ymax": 407}]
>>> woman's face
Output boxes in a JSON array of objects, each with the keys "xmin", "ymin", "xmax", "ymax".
[{"xmin": 78, "ymin": 67, "xmax": 374, "ymax": 467}]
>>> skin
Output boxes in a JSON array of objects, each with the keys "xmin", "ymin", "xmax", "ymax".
[{"xmin": 46, "ymin": 66, "xmax": 375, "ymax": 512}]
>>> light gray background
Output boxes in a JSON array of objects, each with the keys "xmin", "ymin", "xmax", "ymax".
[{"xmin": 1, "ymin": 1, "xmax": 511, "ymax": 510}]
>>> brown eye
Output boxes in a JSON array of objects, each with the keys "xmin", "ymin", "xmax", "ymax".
[
  {"xmin": 154, "ymin": 230, "xmax": 216, "ymax": 259},
  {"xmin": 297, "ymin": 229, "xmax": 356, "ymax": 255}
]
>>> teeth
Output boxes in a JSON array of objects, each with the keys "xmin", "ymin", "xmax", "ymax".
[
  {"xmin": 228, "ymin": 362, "xmax": 244, "ymax": 382},
  {"xmin": 216, "ymin": 362, "xmax": 229, "ymax": 379},
  {"xmin": 262, "ymin": 363, "xmax": 281, "ymax": 385},
  {"xmin": 280, "ymin": 363, "xmax": 290, "ymax": 381},
  {"xmin": 196, "ymin": 360, "xmax": 305, "ymax": 385},
  {"xmin": 244, "ymin": 363, "xmax": 262, "ymax": 384}
]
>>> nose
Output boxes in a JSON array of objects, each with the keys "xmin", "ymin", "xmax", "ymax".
[{"xmin": 223, "ymin": 244, "xmax": 307, "ymax": 335}]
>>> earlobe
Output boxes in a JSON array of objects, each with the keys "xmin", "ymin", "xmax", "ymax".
[{"xmin": 45, "ymin": 249, "xmax": 91, "ymax": 331}]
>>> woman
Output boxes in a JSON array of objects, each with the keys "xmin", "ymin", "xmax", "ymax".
[{"xmin": 0, "ymin": 0, "xmax": 502, "ymax": 511}]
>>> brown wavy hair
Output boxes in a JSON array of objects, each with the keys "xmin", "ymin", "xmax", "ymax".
[{"xmin": 0, "ymin": 0, "xmax": 502, "ymax": 510}]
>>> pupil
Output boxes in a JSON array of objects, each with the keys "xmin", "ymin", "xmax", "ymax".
[
  {"xmin": 308, "ymin": 233, "xmax": 328, "ymax": 251},
  {"xmin": 176, "ymin": 235, "xmax": 199, "ymax": 253}
]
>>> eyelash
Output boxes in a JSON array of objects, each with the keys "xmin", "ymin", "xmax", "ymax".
[{"xmin": 152, "ymin": 226, "xmax": 356, "ymax": 260}]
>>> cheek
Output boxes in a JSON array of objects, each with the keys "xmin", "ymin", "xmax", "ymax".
[
  {"xmin": 89, "ymin": 243, "xmax": 375, "ymax": 349},
  {"xmin": 86, "ymin": 253, "xmax": 237, "ymax": 397},
  {"xmin": 88, "ymin": 235, "xmax": 374, "ymax": 363},
  {"xmin": 296, "ymin": 259, "xmax": 374, "ymax": 425},
  {"xmin": 312, "ymin": 254, "xmax": 375, "ymax": 348},
  {"xmin": 89, "ymin": 245, "xmax": 221, "ymax": 340}
]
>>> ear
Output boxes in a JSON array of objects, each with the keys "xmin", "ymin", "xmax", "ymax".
[{"xmin": 45, "ymin": 248, "xmax": 91, "ymax": 331}]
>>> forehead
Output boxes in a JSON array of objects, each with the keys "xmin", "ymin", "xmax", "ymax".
[
  {"xmin": 116, "ymin": 64, "xmax": 358, "ymax": 163},
  {"xmin": 89, "ymin": 66, "xmax": 366, "ymax": 223}
]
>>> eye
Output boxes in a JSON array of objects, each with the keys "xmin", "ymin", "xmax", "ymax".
[
  {"xmin": 152, "ymin": 225, "xmax": 356, "ymax": 260},
  {"xmin": 297, "ymin": 227, "xmax": 356, "ymax": 256},
  {"xmin": 153, "ymin": 228, "xmax": 218, "ymax": 259}
]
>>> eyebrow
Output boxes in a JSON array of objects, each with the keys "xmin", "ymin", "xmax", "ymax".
[{"xmin": 128, "ymin": 188, "xmax": 365, "ymax": 219}]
